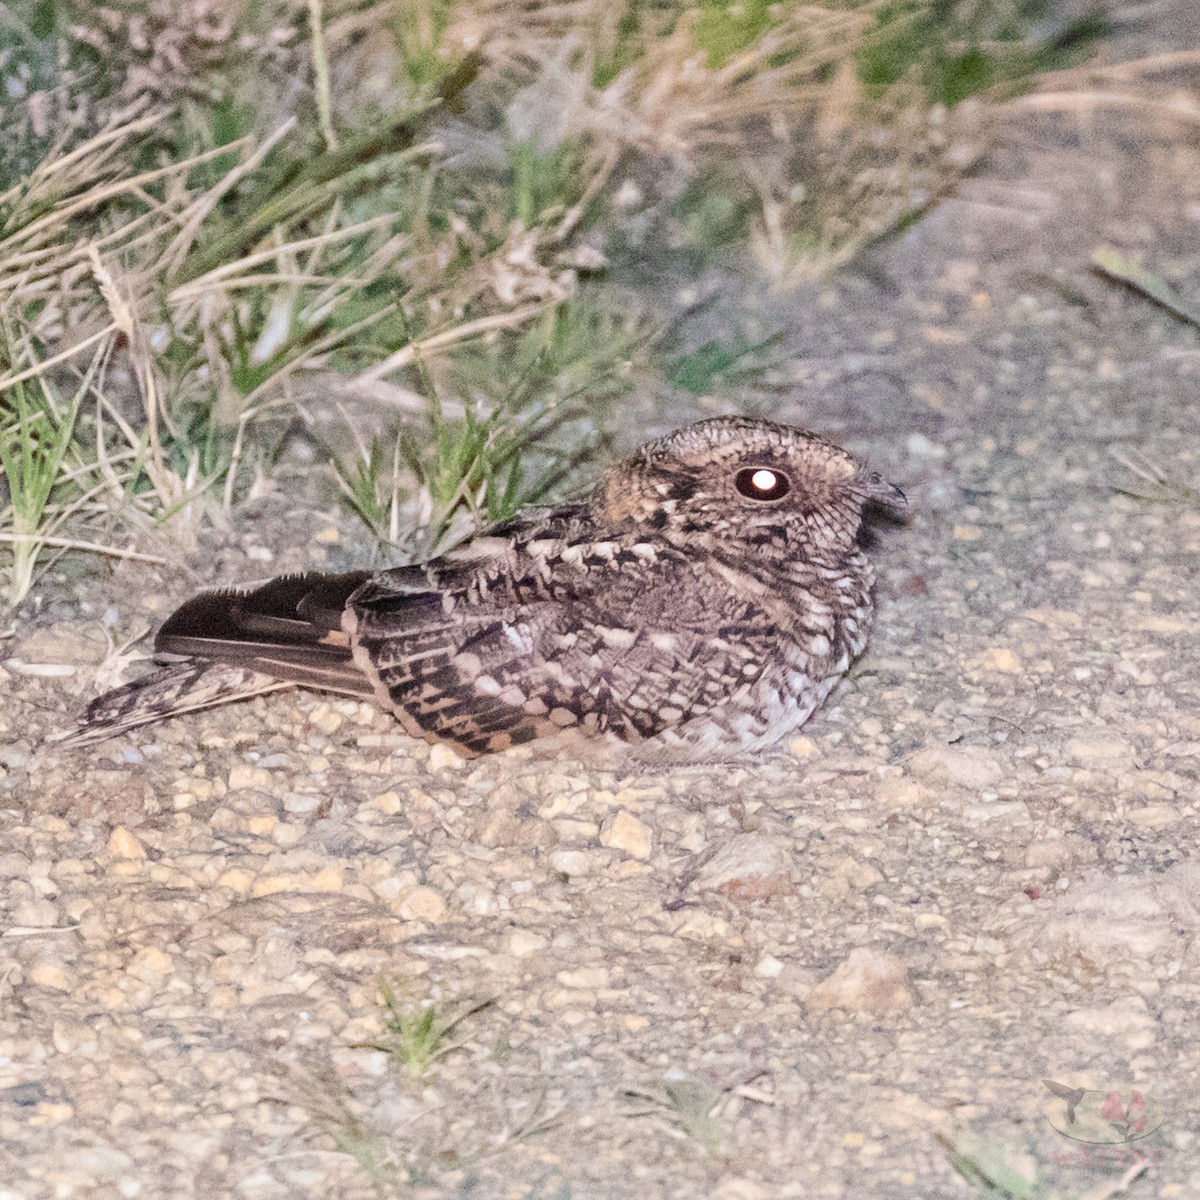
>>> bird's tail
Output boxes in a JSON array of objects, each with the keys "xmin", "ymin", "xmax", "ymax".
[
  {"xmin": 50, "ymin": 661, "xmax": 291, "ymax": 747},
  {"xmin": 53, "ymin": 571, "xmax": 374, "ymax": 746}
]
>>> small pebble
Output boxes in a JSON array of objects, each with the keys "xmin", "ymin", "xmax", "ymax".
[{"xmin": 598, "ymin": 810, "xmax": 653, "ymax": 860}]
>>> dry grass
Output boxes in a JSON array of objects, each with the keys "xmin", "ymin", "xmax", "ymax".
[{"xmin": 1, "ymin": 0, "xmax": 1105, "ymax": 604}]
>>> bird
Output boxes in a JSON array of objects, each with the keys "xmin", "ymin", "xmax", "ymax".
[
  {"xmin": 58, "ymin": 416, "xmax": 907, "ymax": 763},
  {"xmin": 1042, "ymin": 1080, "xmax": 1087, "ymax": 1124}
]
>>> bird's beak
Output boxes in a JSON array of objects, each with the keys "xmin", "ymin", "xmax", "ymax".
[{"xmin": 861, "ymin": 473, "xmax": 908, "ymax": 515}]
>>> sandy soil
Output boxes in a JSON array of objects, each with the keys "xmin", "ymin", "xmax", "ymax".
[{"xmin": 4, "ymin": 14, "xmax": 1200, "ymax": 1200}]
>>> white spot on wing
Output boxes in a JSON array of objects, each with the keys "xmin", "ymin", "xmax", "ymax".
[
  {"xmin": 501, "ymin": 622, "xmax": 533, "ymax": 652},
  {"xmin": 599, "ymin": 626, "xmax": 637, "ymax": 649},
  {"xmin": 443, "ymin": 535, "xmax": 510, "ymax": 562}
]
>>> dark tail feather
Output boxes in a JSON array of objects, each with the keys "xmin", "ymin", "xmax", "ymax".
[
  {"xmin": 54, "ymin": 571, "xmax": 376, "ymax": 746},
  {"xmin": 156, "ymin": 571, "xmax": 371, "ymax": 658},
  {"xmin": 50, "ymin": 661, "xmax": 291, "ymax": 746},
  {"xmin": 153, "ymin": 570, "xmax": 376, "ymax": 697}
]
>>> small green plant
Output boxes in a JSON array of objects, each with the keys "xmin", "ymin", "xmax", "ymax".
[
  {"xmin": 592, "ymin": 0, "xmax": 646, "ymax": 90},
  {"xmin": 0, "ymin": 0, "xmax": 85, "ymax": 189},
  {"xmin": 939, "ymin": 1125, "xmax": 1153, "ymax": 1199},
  {"xmin": 622, "ymin": 1071, "xmax": 774, "ymax": 1157},
  {"xmin": 507, "ymin": 136, "xmax": 592, "ymax": 228},
  {"xmin": 356, "ymin": 979, "xmax": 493, "ymax": 1082},
  {"xmin": 0, "ymin": 319, "xmax": 176, "ymax": 607},
  {"xmin": 658, "ymin": 1080, "xmax": 726, "ymax": 1155},
  {"xmin": 937, "ymin": 1130, "xmax": 1047, "ymax": 1199},
  {"xmin": 330, "ymin": 386, "xmax": 580, "ymax": 559},
  {"xmin": 408, "ymin": 399, "xmax": 534, "ymax": 547},
  {"xmin": 0, "ymin": 368, "xmax": 82, "ymax": 606},
  {"xmin": 332, "ymin": 295, "xmax": 647, "ymax": 555},
  {"xmin": 666, "ymin": 333, "xmax": 779, "ymax": 396},
  {"xmin": 694, "ymin": 0, "xmax": 777, "ymax": 69},
  {"xmin": 387, "ymin": 0, "xmax": 463, "ymax": 103},
  {"xmin": 298, "ymin": 1082, "xmax": 407, "ymax": 1200},
  {"xmin": 332, "ymin": 431, "xmax": 408, "ymax": 551},
  {"xmin": 465, "ymin": 296, "xmax": 646, "ymax": 412},
  {"xmin": 0, "ymin": 308, "xmax": 133, "ymax": 607},
  {"xmin": 858, "ymin": 0, "xmax": 1108, "ymax": 109},
  {"xmin": 664, "ymin": 171, "xmax": 756, "ymax": 266}
]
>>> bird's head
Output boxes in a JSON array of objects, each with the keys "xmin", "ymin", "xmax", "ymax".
[{"xmin": 598, "ymin": 416, "xmax": 906, "ymax": 557}]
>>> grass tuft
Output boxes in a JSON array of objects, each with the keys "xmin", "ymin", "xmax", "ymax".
[
  {"xmin": 0, "ymin": 361, "xmax": 82, "ymax": 606},
  {"xmin": 355, "ymin": 978, "xmax": 494, "ymax": 1082},
  {"xmin": 0, "ymin": 0, "xmax": 1104, "ymax": 601},
  {"xmin": 621, "ymin": 1069, "xmax": 774, "ymax": 1158}
]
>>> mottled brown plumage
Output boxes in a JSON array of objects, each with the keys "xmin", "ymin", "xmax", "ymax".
[{"xmin": 60, "ymin": 417, "xmax": 906, "ymax": 762}]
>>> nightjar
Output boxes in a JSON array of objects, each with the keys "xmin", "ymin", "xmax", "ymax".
[{"xmin": 62, "ymin": 417, "xmax": 906, "ymax": 762}]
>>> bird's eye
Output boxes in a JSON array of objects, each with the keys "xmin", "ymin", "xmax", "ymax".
[{"xmin": 735, "ymin": 466, "xmax": 790, "ymax": 501}]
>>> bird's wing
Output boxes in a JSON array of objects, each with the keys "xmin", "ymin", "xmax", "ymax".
[
  {"xmin": 1042, "ymin": 1080, "xmax": 1075, "ymax": 1099},
  {"xmin": 348, "ymin": 539, "xmax": 773, "ymax": 756},
  {"xmin": 152, "ymin": 570, "xmax": 375, "ymax": 696}
]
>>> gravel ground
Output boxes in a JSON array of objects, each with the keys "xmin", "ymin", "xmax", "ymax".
[{"xmin": 5, "ymin": 20, "xmax": 1200, "ymax": 1200}]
